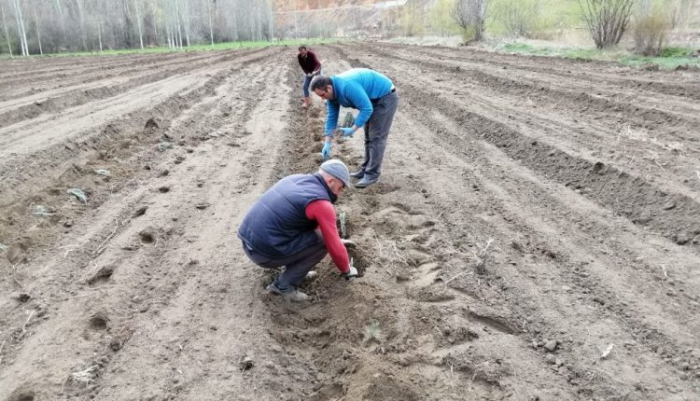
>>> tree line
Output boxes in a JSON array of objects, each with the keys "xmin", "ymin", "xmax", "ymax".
[
  {"xmin": 0, "ymin": 0, "xmax": 274, "ymax": 56},
  {"xmin": 413, "ymin": 0, "xmax": 695, "ymax": 55}
]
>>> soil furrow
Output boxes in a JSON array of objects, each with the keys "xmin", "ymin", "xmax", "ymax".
[
  {"xmin": 0, "ymin": 47, "xmax": 278, "ymax": 128},
  {"xmin": 0, "ymin": 60, "xmax": 285, "ymax": 400},
  {"xmin": 363, "ymin": 42, "xmax": 700, "ymax": 100},
  {"xmin": 2, "ymin": 42, "xmax": 699, "ymax": 401}
]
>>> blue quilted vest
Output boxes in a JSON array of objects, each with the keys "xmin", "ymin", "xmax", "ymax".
[{"xmin": 237, "ymin": 174, "xmax": 335, "ymax": 258}]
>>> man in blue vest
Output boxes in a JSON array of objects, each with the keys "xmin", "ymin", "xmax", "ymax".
[
  {"xmin": 311, "ymin": 68, "xmax": 398, "ymax": 188},
  {"xmin": 238, "ymin": 159, "xmax": 358, "ymax": 302}
]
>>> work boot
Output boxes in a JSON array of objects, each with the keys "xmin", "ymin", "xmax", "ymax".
[
  {"xmin": 355, "ymin": 176, "xmax": 380, "ymax": 188},
  {"xmin": 350, "ymin": 170, "xmax": 365, "ymax": 179},
  {"xmin": 267, "ymin": 282, "xmax": 309, "ymax": 302}
]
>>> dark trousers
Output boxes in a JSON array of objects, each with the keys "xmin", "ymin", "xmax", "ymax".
[
  {"xmin": 361, "ymin": 90, "xmax": 399, "ymax": 180},
  {"xmin": 241, "ymin": 235, "xmax": 327, "ymax": 290}
]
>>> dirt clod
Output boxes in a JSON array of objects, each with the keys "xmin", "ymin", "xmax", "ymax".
[
  {"xmin": 239, "ymin": 356, "xmax": 254, "ymax": 371},
  {"xmin": 89, "ymin": 313, "xmax": 109, "ymax": 330},
  {"xmin": 675, "ymin": 233, "xmax": 690, "ymax": 245},
  {"xmin": 8, "ymin": 389, "xmax": 35, "ymax": 401},
  {"xmin": 7, "ymin": 243, "xmax": 29, "ymax": 264},
  {"xmin": 544, "ymin": 340, "xmax": 559, "ymax": 352},
  {"xmin": 139, "ymin": 228, "xmax": 156, "ymax": 244},
  {"xmin": 11, "ymin": 292, "xmax": 31, "ymax": 303},
  {"xmin": 133, "ymin": 206, "xmax": 148, "ymax": 218},
  {"xmin": 87, "ymin": 265, "xmax": 115, "ymax": 284},
  {"xmin": 144, "ymin": 118, "xmax": 159, "ymax": 129}
]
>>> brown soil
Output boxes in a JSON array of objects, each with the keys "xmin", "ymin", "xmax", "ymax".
[{"xmin": 1, "ymin": 43, "xmax": 699, "ymax": 401}]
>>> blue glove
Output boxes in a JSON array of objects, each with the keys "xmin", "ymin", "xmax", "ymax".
[
  {"xmin": 321, "ymin": 142, "xmax": 332, "ymax": 160},
  {"xmin": 338, "ymin": 127, "xmax": 355, "ymax": 137}
]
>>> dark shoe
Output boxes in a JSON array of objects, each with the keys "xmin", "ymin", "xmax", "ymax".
[
  {"xmin": 355, "ymin": 176, "xmax": 380, "ymax": 188},
  {"xmin": 266, "ymin": 282, "xmax": 309, "ymax": 302},
  {"xmin": 350, "ymin": 170, "xmax": 365, "ymax": 179}
]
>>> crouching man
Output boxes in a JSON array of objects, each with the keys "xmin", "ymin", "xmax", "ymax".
[{"xmin": 237, "ymin": 160, "xmax": 358, "ymax": 302}]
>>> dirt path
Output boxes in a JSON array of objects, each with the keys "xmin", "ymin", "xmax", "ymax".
[{"xmin": 1, "ymin": 43, "xmax": 699, "ymax": 401}]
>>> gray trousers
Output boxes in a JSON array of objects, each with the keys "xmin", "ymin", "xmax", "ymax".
[
  {"xmin": 361, "ymin": 90, "xmax": 399, "ymax": 180},
  {"xmin": 241, "ymin": 235, "xmax": 327, "ymax": 290}
]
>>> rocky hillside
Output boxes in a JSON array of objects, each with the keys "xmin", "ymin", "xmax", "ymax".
[{"xmin": 273, "ymin": 0, "xmax": 410, "ymax": 37}]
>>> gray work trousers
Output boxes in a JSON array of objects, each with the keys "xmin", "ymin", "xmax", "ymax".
[
  {"xmin": 361, "ymin": 90, "xmax": 399, "ymax": 180},
  {"xmin": 241, "ymin": 234, "xmax": 327, "ymax": 290}
]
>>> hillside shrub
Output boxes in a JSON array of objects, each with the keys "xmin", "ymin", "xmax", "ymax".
[{"xmin": 634, "ymin": 12, "xmax": 670, "ymax": 56}]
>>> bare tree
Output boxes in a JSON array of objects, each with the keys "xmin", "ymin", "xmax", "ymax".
[
  {"xmin": 666, "ymin": 0, "xmax": 692, "ymax": 29},
  {"xmin": 206, "ymin": 0, "xmax": 213, "ymax": 45},
  {"xmin": 134, "ymin": 0, "xmax": 144, "ymax": 49},
  {"xmin": 12, "ymin": 0, "xmax": 29, "ymax": 56},
  {"xmin": 33, "ymin": 8, "xmax": 42, "ymax": 54},
  {"xmin": 578, "ymin": 0, "xmax": 634, "ymax": 49},
  {"xmin": 1, "ymin": 2, "xmax": 13, "ymax": 57},
  {"xmin": 0, "ymin": 0, "xmax": 277, "ymax": 55},
  {"xmin": 452, "ymin": 0, "xmax": 488, "ymax": 42}
]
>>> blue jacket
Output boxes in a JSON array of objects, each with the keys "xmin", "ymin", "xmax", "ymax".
[
  {"xmin": 324, "ymin": 68, "xmax": 394, "ymax": 135},
  {"xmin": 238, "ymin": 174, "xmax": 335, "ymax": 258}
]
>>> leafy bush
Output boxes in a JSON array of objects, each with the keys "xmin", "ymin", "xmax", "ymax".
[
  {"xmin": 493, "ymin": 0, "xmax": 541, "ymax": 38},
  {"xmin": 633, "ymin": 12, "xmax": 670, "ymax": 56}
]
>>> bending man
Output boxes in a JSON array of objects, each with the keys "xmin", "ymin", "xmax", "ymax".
[
  {"xmin": 297, "ymin": 45, "xmax": 323, "ymax": 109},
  {"xmin": 311, "ymin": 68, "xmax": 398, "ymax": 188},
  {"xmin": 238, "ymin": 159, "xmax": 357, "ymax": 302}
]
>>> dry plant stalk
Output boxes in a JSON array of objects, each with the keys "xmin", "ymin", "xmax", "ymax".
[
  {"xmin": 69, "ymin": 365, "xmax": 99, "ymax": 386},
  {"xmin": 600, "ymin": 343, "xmax": 615, "ymax": 359}
]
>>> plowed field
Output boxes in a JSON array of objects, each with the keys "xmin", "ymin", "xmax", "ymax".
[{"xmin": 1, "ymin": 43, "xmax": 699, "ymax": 401}]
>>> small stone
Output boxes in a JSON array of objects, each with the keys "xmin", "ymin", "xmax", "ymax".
[
  {"xmin": 63, "ymin": 219, "xmax": 74, "ymax": 228},
  {"xmin": 635, "ymin": 211, "xmax": 652, "ymax": 225},
  {"xmin": 675, "ymin": 233, "xmax": 689, "ymax": 245},
  {"xmin": 546, "ymin": 354, "xmax": 556, "ymax": 364},
  {"xmin": 544, "ymin": 340, "xmax": 558, "ymax": 352},
  {"xmin": 240, "ymin": 356, "xmax": 254, "ymax": 371},
  {"xmin": 555, "ymin": 358, "xmax": 564, "ymax": 367},
  {"xmin": 11, "ymin": 292, "xmax": 31, "ymax": 302},
  {"xmin": 663, "ymin": 200, "xmax": 676, "ymax": 210}
]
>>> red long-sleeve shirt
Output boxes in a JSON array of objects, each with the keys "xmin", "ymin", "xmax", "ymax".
[
  {"xmin": 305, "ymin": 200, "xmax": 350, "ymax": 273},
  {"xmin": 298, "ymin": 50, "xmax": 322, "ymax": 74}
]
